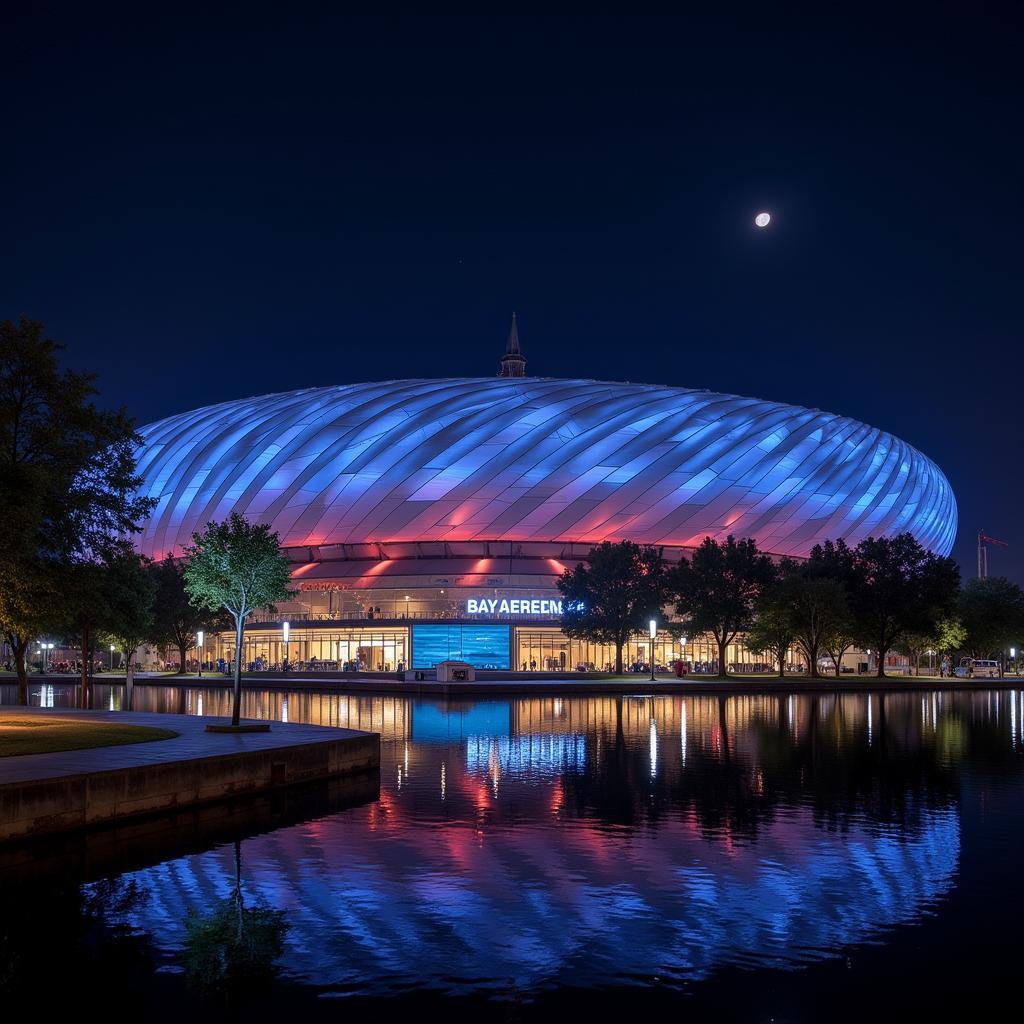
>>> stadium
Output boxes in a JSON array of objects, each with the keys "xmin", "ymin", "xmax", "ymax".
[{"xmin": 132, "ymin": 327, "xmax": 957, "ymax": 674}]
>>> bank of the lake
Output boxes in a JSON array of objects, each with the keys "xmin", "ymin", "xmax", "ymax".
[
  {"xmin": 11, "ymin": 669, "xmax": 1020, "ymax": 698},
  {"xmin": 0, "ymin": 708, "xmax": 379, "ymax": 842}
]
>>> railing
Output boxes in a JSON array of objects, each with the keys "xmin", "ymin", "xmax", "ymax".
[{"xmin": 243, "ymin": 610, "xmax": 690, "ymax": 627}]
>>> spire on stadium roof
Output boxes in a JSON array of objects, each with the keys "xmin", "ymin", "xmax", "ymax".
[{"xmin": 498, "ymin": 312, "xmax": 526, "ymax": 377}]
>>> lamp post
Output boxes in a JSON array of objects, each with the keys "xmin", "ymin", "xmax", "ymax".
[
  {"xmin": 109, "ymin": 644, "xmax": 115, "ymax": 672},
  {"xmin": 282, "ymin": 621, "xmax": 290, "ymax": 673},
  {"xmin": 45, "ymin": 642, "xmax": 54, "ymax": 672},
  {"xmin": 197, "ymin": 630, "xmax": 204, "ymax": 678},
  {"xmin": 1011, "ymin": 647, "xmax": 1017, "ymax": 677},
  {"xmin": 649, "ymin": 619, "xmax": 657, "ymax": 682}
]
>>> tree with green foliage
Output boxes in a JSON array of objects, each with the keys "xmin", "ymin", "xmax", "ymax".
[
  {"xmin": 0, "ymin": 316, "xmax": 153, "ymax": 703},
  {"xmin": 781, "ymin": 540, "xmax": 857, "ymax": 677},
  {"xmin": 744, "ymin": 589, "xmax": 796, "ymax": 677},
  {"xmin": 821, "ymin": 615, "xmax": 860, "ymax": 678},
  {"xmin": 670, "ymin": 535, "xmax": 776, "ymax": 677},
  {"xmin": 898, "ymin": 617, "xmax": 967, "ymax": 675},
  {"xmin": 151, "ymin": 556, "xmax": 215, "ymax": 674},
  {"xmin": 934, "ymin": 617, "xmax": 968, "ymax": 659},
  {"xmin": 557, "ymin": 540, "xmax": 668, "ymax": 674},
  {"xmin": 847, "ymin": 533, "xmax": 960, "ymax": 678},
  {"xmin": 1, "ymin": 564, "xmax": 63, "ymax": 701},
  {"xmin": 783, "ymin": 575, "xmax": 855, "ymax": 677},
  {"xmin": 957, "ymin": 577, "xmax": 1024, "ymax": 664},
  {"xmin": 97, "ymin": 552, "xmax": 157, "ymax": 699},
  {"xmin": 62, "ymin": 560, "xmax": 115, "ymax": 703},
  {"xmin": 182, "ymin": 513, "xmax": 293, "ymax": 726}
]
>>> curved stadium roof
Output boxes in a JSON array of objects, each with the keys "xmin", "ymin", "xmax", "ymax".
[{"xmin": 133, "ymin": 378, "xmax": 957, "ymax": 561}]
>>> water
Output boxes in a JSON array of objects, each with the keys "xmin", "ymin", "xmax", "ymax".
[{"xmin": 2, "ymin": 683, "xmax": 1023, "ymax": 1020}]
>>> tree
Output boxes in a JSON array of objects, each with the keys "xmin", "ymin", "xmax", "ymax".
[
  {"xmin": 62, "ymin": 560, "xmax": 115, "ymax": 705},
  {"xmin": 670, "ymin": 536, "xmax": 776, "ymax": 677},
  {"xmin": 847, "ymin": 533, "xmax": 960, "ymax": 678},
  {"xmin": 98, "ymin": 552, "xmax": 157, "ymax": 698},
  {"xmin": 782, "ymin": 540, "xmax": 857, "ymax": 678},
  {"xmin": 744, "ymin": 590, "xmax": 795, "ymax": 677},
  {"xmin": 151, "ymin": 556, "xmax": 214, "ymax": 674},
  {"xmin": 897, "ymin": 618, "xmax": 967, "ymax": 676},
  {"xmin": 183, "ymin": 513, "xmax": 293, "ymax": 726},
  {"xmin": 958, "ymin": 577, "xmax": 1024, "ymax": 663},
  {"xmin": 557, "ymin": 540, "xmax": 668, "ymax": 674},
  {"xmin": 821, "ymin": 616, "xmax": 859, "ymax": 678},
  {"xmin": 0, "ymin": 317, "xmax": 154, "ymax": 703},
  {"xmin": 1, "ymin": 564, "xmax": 63, "ymax": 703}
]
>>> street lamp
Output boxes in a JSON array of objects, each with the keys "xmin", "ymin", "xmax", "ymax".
[
  {"xmin": 197, "ymin": 630, "xmax": 204, "ymax": 678},
  {"xmin": 109, "ymin": 644, "xmax": 115, "ymax": 671},
  {"xmin": 282, "ymin": 621, "xmax": 290, "ymax": 672},
  {"xmin": 649, "ymin": 618, "xmax": 657, "ymax": 682}
]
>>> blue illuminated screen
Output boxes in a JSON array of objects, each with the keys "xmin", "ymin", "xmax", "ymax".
[{"xmin": 412, "ymin": 624, "xmax": 511, "ymax": 669}]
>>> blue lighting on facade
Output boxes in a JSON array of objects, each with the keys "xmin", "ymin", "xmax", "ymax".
[
  {"xmin": 133, "ymin": 378, "xmax": 958, "ymax": 559},
  {"xmin": 412, "ymin": 624, "xmax": 511, "ymax": 669}
]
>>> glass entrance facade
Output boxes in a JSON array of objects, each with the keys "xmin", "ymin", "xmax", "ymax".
[
  {"xmin": 513, "ymin": 628, "xmax": 800, "ymax": 674},
  {"xmin": 212, "ymin": 626, "xmax": 409, "ymax": 673},
  {"xmin": 194, "ymin": 618, "xmax": 868, "ymax": 675}
]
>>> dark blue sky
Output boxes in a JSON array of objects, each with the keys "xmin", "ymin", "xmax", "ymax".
[{"xmin": 4, "ymin": 8, "xmax": 1022, "ymax": 579}]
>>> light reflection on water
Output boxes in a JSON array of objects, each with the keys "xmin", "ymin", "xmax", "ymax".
[{"xmin": 2, "ymin": 684, "xmax": 1023, "ymax": 1001}]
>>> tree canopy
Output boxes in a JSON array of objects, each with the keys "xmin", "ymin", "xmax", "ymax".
[
  {"xmin": 0, "ymin": 317, "xmax": 153, "ymax": 701},
  {"xmin": 97, "ymin": 552, "xmax": 157, "ymax": 671},
  {"xmin": 957, "ymin": 577, "xmax": 1024, "ymax": 660},
  {"xmin": 183, "ymin": 513, "xmax": 292, "ymax": 725},
  {"xmin": 557, "ymin": 540, "xmax": 668, "ymax": 674},
  {"xmin": 670, "ymin": 535, "xmax": 776, "ymax": 676},
  {"xmin": 846, "ymin": 533, "xmax": 960, "ymax": 677},
  {"xmin": 152, "ymin": 556, "xmax": 218, "ymax": 674},
  {"xmin": 743, "ymin": 586, "xmax": 796, "ymax": 677}
]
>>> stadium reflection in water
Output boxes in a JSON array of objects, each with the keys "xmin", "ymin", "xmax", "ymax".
[{"xmin": 2, "ymin": 685, "xmax": 1023, "ymax": 1009}]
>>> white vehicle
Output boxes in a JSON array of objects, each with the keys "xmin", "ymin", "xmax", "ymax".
[{"xmin": 953, "ymin": 658, "xmax": 1000, "ymax": 679}]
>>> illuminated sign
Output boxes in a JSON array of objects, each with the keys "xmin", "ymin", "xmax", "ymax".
[{"xmin": 466, "ymin": 598, "xmax": 563, "ymax": 616}]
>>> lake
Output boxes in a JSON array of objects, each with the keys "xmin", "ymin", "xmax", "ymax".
[{"xmin": 1, "ymin": 683, "xmax": 1021, "ymax": 1020}]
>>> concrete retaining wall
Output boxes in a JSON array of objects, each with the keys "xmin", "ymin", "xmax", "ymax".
[{"xmin": 0, "ymin": 730, "xmax": 379, "ymax": 843}]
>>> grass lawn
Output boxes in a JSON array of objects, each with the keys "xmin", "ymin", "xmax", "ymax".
[{"xmin": 0, "ymin": 717, "xmax": 178, "ymax": 757}]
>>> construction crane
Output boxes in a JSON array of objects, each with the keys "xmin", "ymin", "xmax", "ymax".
[{"xmin": 977, "ymin": 531, "xmax": 1008, "ymax": 579}]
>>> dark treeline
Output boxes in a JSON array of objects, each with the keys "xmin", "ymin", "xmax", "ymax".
[
  {"xmin": 0, "ymin": 317, "xmax": 156, "ymax": 704},
  {"xmin": 0, "ymin": 318, "xmax": 290, "ymax": 717},
  {"xmin": 558, "ymin": 535, "xmax": 1024, "ymax": 678}
]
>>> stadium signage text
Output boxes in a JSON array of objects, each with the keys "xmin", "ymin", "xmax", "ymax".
[{"xmin": 466, "ymin": 598, "xmax": 563, "ymax": 616}]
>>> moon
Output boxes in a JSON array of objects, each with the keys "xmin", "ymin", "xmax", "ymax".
[{"xmin": 755, "ymin": 211, "xmax": 771, "ymax": 227}]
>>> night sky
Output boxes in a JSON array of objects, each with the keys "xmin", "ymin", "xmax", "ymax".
[{"xmin": 4, "ymin": 9, "xmax": 1022, "ymax": 579}]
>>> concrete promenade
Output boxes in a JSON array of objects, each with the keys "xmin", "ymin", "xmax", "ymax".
[
  {"xmin": 5, "ymin": 671, "xmax": 1021, "ymax": 700},
  {"xmin": 0, "ymin": 708, "xmax": 379, "ymax": 842},
  {"xmin": 128, "ymin": 671, "xmax": 1024, "ymax": 697}
]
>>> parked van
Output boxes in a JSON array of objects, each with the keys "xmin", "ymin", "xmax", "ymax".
[{"xmin": 953, "ymin": 658, "xmax": 1000, "ymax": 679}]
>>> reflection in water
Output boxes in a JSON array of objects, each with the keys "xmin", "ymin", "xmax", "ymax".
[
  {"xmin": 182, "ymin": 841, "xmax": 288, "ymax": 1003},
  {"xmin": 2, "ymin": 684, "xmax": 1023, "ymax": 1003}
]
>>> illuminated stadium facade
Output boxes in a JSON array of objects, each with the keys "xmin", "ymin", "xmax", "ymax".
[{"xmin": 134, "ymin": 329, "xmax": 957, "ymax": 674}]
